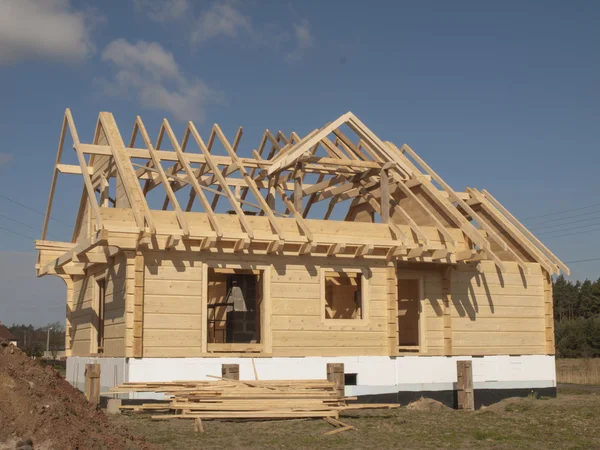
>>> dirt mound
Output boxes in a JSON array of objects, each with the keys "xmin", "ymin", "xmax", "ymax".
[
  {"xmin": 0, "ymin": 341, "xmax": 153, "ymax": 449},
  {"xmin": 406, "ymin": 397, "xmax": 452, "ymax": 412}
]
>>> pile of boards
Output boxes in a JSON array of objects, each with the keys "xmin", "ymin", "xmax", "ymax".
[{"xmin": 110, "ymin": 377, "xmax": 397, "ymax": 421}]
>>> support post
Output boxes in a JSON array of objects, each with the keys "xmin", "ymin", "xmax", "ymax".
[
  {"xmin": 85, "ymin": 363, "xmax": 101, "ymax": 407},
  {"xmin": 106, "ymin": 398, "xmax": 122, "ymax": 415},
  {"xmin": 327, "ymin": 363, "xmax": 345, "ymax": 399},
  {"xmin": 456, "ymin": 360, "xmax": 474, "ymax": 411},
  {"xmin": 222, "ymin": 364, "xmax": 240, "ymax": 380}
]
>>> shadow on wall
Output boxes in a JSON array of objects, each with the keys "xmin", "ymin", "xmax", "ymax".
[{"xmin": 429, "ymin": 265, "xmax": 529, "ymax": 321}]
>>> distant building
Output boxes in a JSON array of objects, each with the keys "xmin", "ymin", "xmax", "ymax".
[{"xmin": 0, "ymin": 324, "xmax": 18, "ymax": 346}]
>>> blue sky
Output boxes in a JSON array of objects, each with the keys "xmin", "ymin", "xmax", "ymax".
[{"xmin": 0, "ymin": 0, "xmax": 599, "ymax": 326}]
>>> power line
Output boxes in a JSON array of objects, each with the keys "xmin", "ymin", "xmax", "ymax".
[
  {"xmin": 564, "ymin": 257, "xmax": 600, "ymax": 264},
  {"xmin": 526, "ymin": 209, "xmax": 600, "ymax": 227},
  {"xmin": 521, "ymin": 202, "xmax": 600, "ymax": 222},
  {"xmin": 0, "ymin": 194, "xmax": 73, "ymax": 229},
  {"xmin": 0, "ymin": 213, "xmax": 43, "ymax": 234},
  {"xmin": 538, "ymin": 221, "xmax": 600, "ymax": 236},
  {"xmin": 529, "ymin": 215, "xmax": 600, "ymax": 232},
  {"xmin": 541, "ymin": 226, "xmax": 600, "ymax": 240},
  {"xmin": 0, "ymin": 225, "xmax": 37, "ymax": 241},
  {"xmin": 0, "ymin": 213, "xmax": 63, "ymax": 240}
]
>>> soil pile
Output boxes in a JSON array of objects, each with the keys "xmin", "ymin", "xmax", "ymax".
[
  {"xmin": 0, "ymin": 340, "xmax": 153, "ymax": 449},
  {"xmin": 406, "ymin": 397, "xmax": 452, "ymax": 412}
]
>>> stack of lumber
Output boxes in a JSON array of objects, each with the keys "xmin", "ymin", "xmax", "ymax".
[{"xmin": 111, "ymin": 378, "xmax": 356, "ymax": 420}]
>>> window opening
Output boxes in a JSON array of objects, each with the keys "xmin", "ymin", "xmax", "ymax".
[
  {"xmin": 207, "ymin": 269, "xmax": 261, "ymax": 344},
  {"xmin": 324, "ymin": 271, "xmax": 363, "ymax": 319}
]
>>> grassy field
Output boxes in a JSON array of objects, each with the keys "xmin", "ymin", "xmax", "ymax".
[
  {"xmin": 110, "ymin": 386, "xmax": 600, "ymax": 449},
  {"xmin": 556, "ymin": 358, "xmax": 600, "ymax": 384}
]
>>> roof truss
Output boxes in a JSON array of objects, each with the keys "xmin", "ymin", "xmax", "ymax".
[{"xmin": 38, "ymin": 109, "xmax": 569, "ymax": 277}]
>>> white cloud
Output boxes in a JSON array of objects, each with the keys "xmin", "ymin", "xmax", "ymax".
[
  {"xmin": 133, "ymin": 0, "xmax": 190, "ymax": 23},
  {"xmin": 191, "ymin": 3, "xmax": 253, "ymax": 44},
  {"xmin": 285, "ymin": 19, "xmax": 314, "ymax": 63},
  {"xmin": 0, "ymin": 154, "xmax": 13, "ymax": 166},
  {"xmin": 100, "ymin": 39, "xmax": 223, "ymax": 121},
  {"xmin": 0, "ymin": 0, "xmax": 94, "ymax": 65}
]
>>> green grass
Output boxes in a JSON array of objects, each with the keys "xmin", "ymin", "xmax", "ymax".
[{"xmin": 109, "ymin": 387, "xmax": 600, "ymax": 449}]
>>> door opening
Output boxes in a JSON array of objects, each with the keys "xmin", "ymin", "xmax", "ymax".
[{"xmin": 397, "ymin": 278, "xmax": 420, "ymax": 347}]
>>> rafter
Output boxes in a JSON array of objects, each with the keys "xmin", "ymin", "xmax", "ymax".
[
  {"xmin": 38, "ymin": 109, "xmax": 568, "ymax": 276},
  {"xmin": 186, "ymin": 123, "xmax": 254, "ymax": 239},
  {"xmin": 131, "ymin": 117, "xmax": 190, "ymax": 236},
  {"xmin": 160, "ymin": 119, "xmax": 223, "ymax": 238}
]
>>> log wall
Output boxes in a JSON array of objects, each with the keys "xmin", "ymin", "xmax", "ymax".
[{"xmin": 66, "ymin": 252, "xmax": 549, "ymax": 358}]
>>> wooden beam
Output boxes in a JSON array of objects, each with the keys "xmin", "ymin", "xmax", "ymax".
[
  {"xmin": 160, "ymin": 120, "xmax": 223, "ymax": 238},
  {"xmin": 387, "ymin": 142, "xmax": 505, "ymax": 271},
  {"xmin": 211, "ymin": 127, "xmax": 243, "ymax": 211},
  {"xmin": 380, "ymin": 168, "xmax": 390, "ymax": 223},
  {"xmin": 132, "ymin": 117, "xmax": 190, "ymax": 236},
  {"xmin": 293, "ymin": 162, "xmax": 304, "ymax": 211},
  {"xmin": 63, "ymin": 110, "xmax": 103, "ymax": 234},
  {"xmin": 41, "ymin": 113, "xmax": 68, "ymax": 240},
  {"xmin": 267, "ymin": 114, "xmax": 352, "ymax": 175},
  {"xmin": 274, "ymin": 185, "xmax": 313, "ymax": 241},
  {"xmin": 468, "ymin": 188, "xmax": 555, "ymax": 275},
  {"xmin": 345, "ymin": 114, "xmax": 413, "ymax": 177},
  {"xmin": 213, "ymin": 125, "xmax": 285, "ymax": 241},
  {"xmin": 187, "ymin": 123, "xmax": 254, "ymax": 239},
  {"xmin": 99, "ymin": 112, "xmax": 153, "ymax": 232},
  {"xmin": 481, "ymin": 189, "xmax": 569, "ymax": 275}
]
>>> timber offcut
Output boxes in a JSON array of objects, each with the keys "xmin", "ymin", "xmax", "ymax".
[{"xmin": 35, "ymin": 109, "xmax": 567, "ymax": 407}]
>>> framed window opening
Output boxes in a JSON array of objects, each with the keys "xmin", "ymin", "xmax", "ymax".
[
  {"xmin": 320, "ymin": 267, "xmax": 369, "ymax": 324},
  {"xmin": 203, "ymin": 264, "xmax": 271, "ymax": 354}
]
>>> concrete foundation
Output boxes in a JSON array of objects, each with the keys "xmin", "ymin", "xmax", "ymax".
[{"xmin": 66, "ymin": 355, "xmax": 556, "ymax": 406}]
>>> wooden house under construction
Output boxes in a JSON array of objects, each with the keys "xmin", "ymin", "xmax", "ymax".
[{"xmin": 35, "ymin": 109, "xmax": 568, "ymax": 405}]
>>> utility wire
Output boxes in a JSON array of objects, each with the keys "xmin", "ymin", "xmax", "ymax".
[
  {"xmin": 0, "ymin": 194, "xmax": 73, "ymax": 229},
  {"xmin": 0, "ymin": 213, "xmax": 44, "ymax": 234},
  {"xmin": 521, "ymin": 202, "xmax": 600, "ymax": 222},
  {"xmin": 0, "ymin": 225, "xmax": 37, "ymax": 241},
  {"xmin": 564, "ymin": 257, "xmax": 600, "ymax": 264},
  {"xmin": 0, "ymin": 213, "xmax": 62, "ymax": 240},
  {"xmin": 541, "ymin": 226, "xmax": 600, "ymax": 240},
  {"xmin": 526, "ymin": 209, "xmax": 600, "ymax": 227},
  {"xmin": 529, "ymin": 215, "xmax": 600, "ymax": 232},
  {"xmin": 537, "ymin": 221, "xmax": 600, "ymax": 236}
]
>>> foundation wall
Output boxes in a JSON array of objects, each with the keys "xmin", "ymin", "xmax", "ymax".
[{"xmin": 66, "ymin": 354, "xmax": 556, "ymax": 406}]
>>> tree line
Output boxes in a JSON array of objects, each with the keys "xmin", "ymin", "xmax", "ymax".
[
  {"xmin": 7, "ymin": 321, "xmax": 65, "ymax": 358},
  {"xmin": 553, "ymin": 275, "xmax": 600, "ymax": 357}
]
